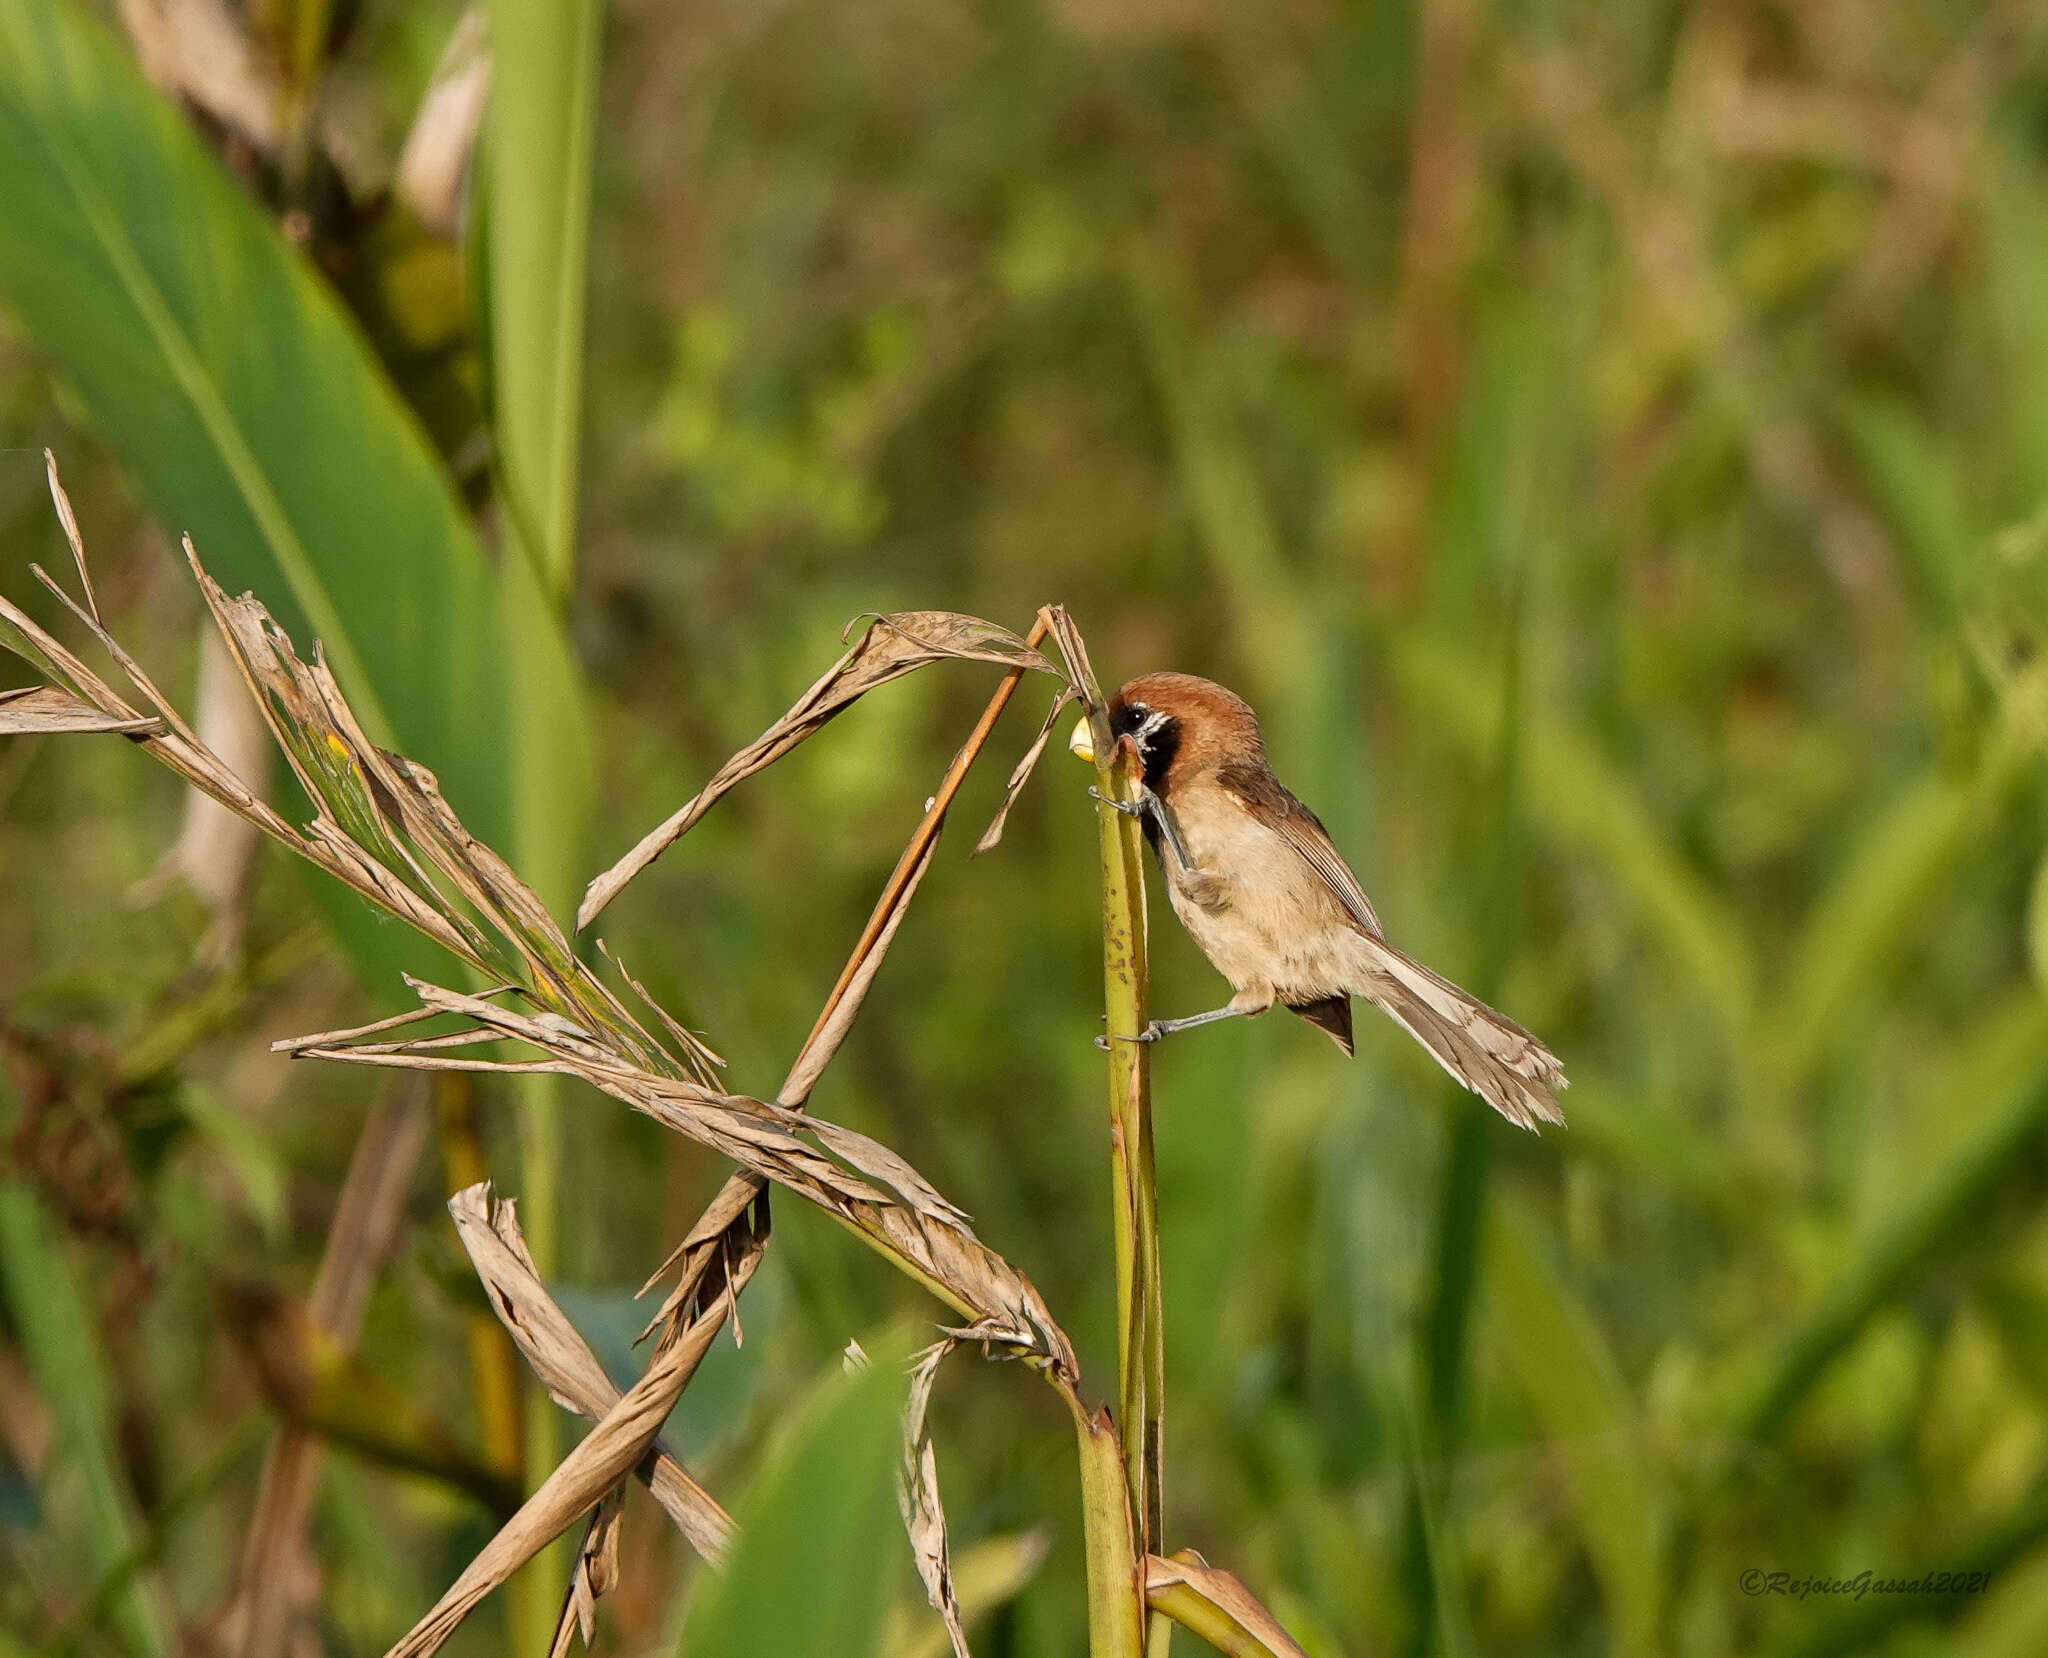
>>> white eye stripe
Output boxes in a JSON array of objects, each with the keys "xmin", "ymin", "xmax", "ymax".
[{"xmin": 1131, "ymin": 708, "xmax": 1171, "ymax": 747}]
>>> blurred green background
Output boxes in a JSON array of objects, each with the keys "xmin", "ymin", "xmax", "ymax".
[{"xmin": 6, "ymin": 0, "xmax": 2048, "ymax": 1654}]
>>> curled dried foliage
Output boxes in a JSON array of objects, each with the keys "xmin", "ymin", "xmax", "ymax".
[
  {"xmin": 384, "ymin": 1192, "xmax": 769, "ymax": 1658},
  {"xmin": 448, "ymin": 1184, "xmax": 733, "ymax": 1565},
  {"xmin": 576, "ymin": 609, "xmax": 1059, "ymax": 929},
  {"xmin": 549, "ymin": 1488, "xmax": 623, "ymax": 1658}
]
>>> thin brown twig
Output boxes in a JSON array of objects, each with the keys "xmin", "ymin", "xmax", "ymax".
[{"xmin": 789, "ymin": 609, "xmax": 1056, "ymax": 1095}]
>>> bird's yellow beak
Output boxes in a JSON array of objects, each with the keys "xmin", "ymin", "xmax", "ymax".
[{"xmin": 1067, "ymin": 716, "xmax": 1096, "ymax": 766}]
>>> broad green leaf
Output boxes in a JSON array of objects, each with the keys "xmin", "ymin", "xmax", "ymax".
[
  {"xmin": 682, "ymin": 1339, "xmax": 910, "ymax": 1658},
  {"xmin": 0, "ymin": 0, "xmax": 512, "ymax": 851},
  {"xmin": 1487, "ymin": 1199, "xmax": 1663, "ymax": 1657}
]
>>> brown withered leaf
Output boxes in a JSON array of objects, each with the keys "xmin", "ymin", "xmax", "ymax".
[
  {"xmin": 0, "ymin": 684, "xmax": 162, "ymax": 736},
  {"xmin": 576, "ymin": 610, "xmax": 1059, "ymax": 931},
  {"xmin": 973, "ymin": 687, "xmax": 1074, "ymax": 854},
  {"xmin": 899, "ymin": 1339, "xmax": 972, "ymax": 1658},
  {"xmin": 447, "ymin": 1183, "xmax": 734, "ymax": 1565},
  {"xmin": 1144, "ymin": 1551, "xmax": 1309, "ymax": 1658}
]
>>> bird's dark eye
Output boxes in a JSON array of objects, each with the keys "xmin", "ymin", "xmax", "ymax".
[
  {"xmin": 1112, "ymin": 702, "xmax": 1165, "ymax": 750},
  {"xmin": 1109, "ymin": 701, "xmax": 1179, "ymax": 785}
]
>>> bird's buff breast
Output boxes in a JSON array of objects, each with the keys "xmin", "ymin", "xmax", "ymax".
[{"xmin": 1162, "ymin": 790, "xmax": 1361, "ymax": 1006}]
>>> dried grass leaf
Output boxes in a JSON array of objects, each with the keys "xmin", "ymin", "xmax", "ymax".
[
  {"xmin": 42, "ymin": 451, "xmax": 98, "ymax": 624},
  {"xmin": 291, "ymin": 990, "xmax": 1076, "ymax": 1382},
  {"xmin": 899, "ymin": 1340, "xmax": 971, "ymax": 1658},
  {"xmin": 547, "ymin": 1487, "xmax": 624, "ymax": 1658},
  {"xmin": 0, "ymin": 684, "xmax": 161, "ymax": 735},
  {"xmin": 577, "ymin": 611, "xmax": 1057, "ymax": 930},
  {"xmin": 974, "ymin": 687, "xmax": 1073, "ymax": 854},
  {"xmin": 382, "ymin": 1200, "xmax": 768, "ymax": 1658},
  {"xmin": 447, "ymin": 1184, "xmax": 733, "ymax": 1564},
  {"xmin": 1144, "ymin": 1552, "xmax": 1309, "ymax": 1658}
]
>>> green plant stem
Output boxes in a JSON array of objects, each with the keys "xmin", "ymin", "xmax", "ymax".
[
  {"xmin": 1066, "ymin": 661, "xmax": 1171, "ymax": 1658},
  {"xmin": 1085, "ymin": 708, "xmax": 1165, "ymax": 1549},
  {"xmin": 1075, "ymin": 1406, "xmax": 1148, "ymax": 1658}
]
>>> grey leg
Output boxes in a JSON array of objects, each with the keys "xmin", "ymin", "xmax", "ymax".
[{"xmin": 1094, "ymin": 1003, "xmax": 1254, "ymax": 1049}]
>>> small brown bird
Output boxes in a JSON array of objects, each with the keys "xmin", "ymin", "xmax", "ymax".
[{"xmin": 1070, "ymin": 673, "xmax": 1566, "ymax": 1131}]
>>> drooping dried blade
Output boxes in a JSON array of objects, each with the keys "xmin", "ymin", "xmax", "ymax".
[
  {"xmin": 547, "ymin": 1487, "xmax": 624, "ymax": 1658},
  {"xmin": 1144, "ymin": 1552, "xmax": 1310, "ymax": 1658},
  {"xmin": 974, "ymin": 687, "xmax": 1074, "ymax": 854},
  {"xmin": 899, "ymin": 1340, "xmax": 972, "ymax": 1658},
  {"xmin": 576, "ymin": 610, "xmax": 1056, "ymax": 931},
  {"xmin": 290, "ymin": 980, "xmax": 1077, "ymax": 1382},
  {"xmin": 188, "ymin": 558, "xmax": 506, "ymax": 970},
  {"xmin": 446, "ymin": 1184, "xmax": 733, "ymax": 1564},
  {"xmin": 0, "ymin": 684, "xmax": 161, "ymax": 735}
]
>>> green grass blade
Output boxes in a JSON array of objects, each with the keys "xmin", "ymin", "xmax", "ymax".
[
  {"xmin": 483, "ymin": 0, "xmax": 600, "ymax": 603},
  {"xmin": 1763, "ymin": 713, "xmax": 2031, "ymax": 1097},
  {"xmin": 681, "ymin": 1338, "xmax": 909, "ymax": 1658},
  {"xmin": 1487, "ymin": 1199, "xmax": 1664, "ymax": 1656},
  {"xmin": 1742, "ymin": 1055, "xmax": 2048, "ymax": 1442},
  {"xmin": 1393, "ymin": 632, "xmax": 1758, "ymax": 1055},
  {"xmin": 0, "ymin": 1177, "xmax": 175, "ymax": 1657}
]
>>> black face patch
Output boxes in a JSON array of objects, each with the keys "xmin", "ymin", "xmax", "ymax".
[{"xmin": 1109, "ymin": 701, "xmax": 1180, "ymax": 791}]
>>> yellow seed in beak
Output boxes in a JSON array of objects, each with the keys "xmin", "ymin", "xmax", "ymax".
[{"xmin": 1067, "ymin": 716, "xmax": 1096, "ymax": 765}]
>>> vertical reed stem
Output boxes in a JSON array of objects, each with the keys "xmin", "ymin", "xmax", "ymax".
[{"xmin": 1052, "ymin": 609, "xmax": 1168, "ymax": 1653}]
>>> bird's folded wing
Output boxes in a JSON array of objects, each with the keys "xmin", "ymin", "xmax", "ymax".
[{"xmin": 1217, "ymin": 762, "xmax": 1383, "ymax": 939}]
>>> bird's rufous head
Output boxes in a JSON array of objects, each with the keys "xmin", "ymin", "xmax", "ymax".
[{"xmin": 1067, "ymin": 672, "xmax": 1265, "ymax": 794}]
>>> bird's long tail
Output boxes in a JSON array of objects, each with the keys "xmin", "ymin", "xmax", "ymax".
[{"xmin": 1356, "ymin": 939, "xmax": 1567, "ymax": 1132}]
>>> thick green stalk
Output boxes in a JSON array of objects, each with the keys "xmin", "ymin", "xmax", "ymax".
[
  {"xmin": 1094, "ymin": 740, "xmax": 1161, "ymax": 1534},
  {"xmin": 1075, "ymin": 1406, "xmax": 1148, "ymax": 1658},
  {"xmin": 1077, "ymin": 669, "xmax": 1168, "ymax": 1653}
]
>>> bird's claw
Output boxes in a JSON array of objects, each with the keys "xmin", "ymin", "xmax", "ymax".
[
  {"xmin": 1086, "ymin": 786, "xmax": 1145, "ymax": 819},
  {"xmin": 1093, "ymin": 1022, "xmax": 1163, "ymax": 1050}
]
